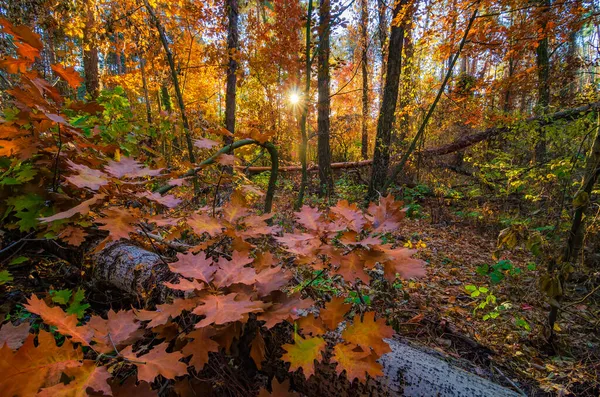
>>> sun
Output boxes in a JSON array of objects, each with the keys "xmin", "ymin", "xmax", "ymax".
[{"xmin": 289, "ymin": 92, "xmax": 301, "ymax": 105}]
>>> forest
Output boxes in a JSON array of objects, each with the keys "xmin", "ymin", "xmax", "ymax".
[{"xmin": 0, "ymin": 0, "xmax": 598, "ymax": 395}]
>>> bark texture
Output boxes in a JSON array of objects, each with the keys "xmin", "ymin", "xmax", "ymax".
[
  {"xmin": 93, "ymin": 242, "xmax": 174, "ymax": 302},
  {"xmin": 224, "ymin": 0, "xmax": 239, "ymax": 145},
  {"xmin": 361, "ymin": 0, "xmax": 369, "ymax": 159},
  {"xmin": 317, "ymin": 0, "xmax": 333, "ymax": 196},
  {"xmin": 367, "ymin": 0, "xmax": 409, "ymax": 199},
  {"xmin": 83, "ymin": 0, "xmax": 99, "ymax": 99}
]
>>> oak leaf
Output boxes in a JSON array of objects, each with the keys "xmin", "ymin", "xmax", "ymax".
[
  {"xmin": 192, "ymin": 293, "xmax": 267, "ymax": 328},
  {"xmin": 51, "ymin": 64, "xmax": 83, "ymax": 89},
  {"xmin": 295, "ymin": 205, "xmax": 322, "ymax": 231},
  {"xmin": 281, "ymin": 335, "xmax": 326, "ymax": 378},
  {"xmin": 163, "ymin": 278, "xmax": 205, "ymax": 292},
  {"xmin": 105, "ymin": 157, "xmax": 163, "ymax": 179},
  {"xmin": 331, "ymin": 200, "xmax": 367, "ymax": 232},
  {"xmin": 37, "ymin": 360, "xmax": 111, "ymax": 397},
  {"xmin": 341, "ymin": 312, "xmax": 393, "ymax": 355},
  {"xmin": 168, "ymin": 253, "xmax": 216, "ymax": 284},
  {"xmin": 136, "ymin": 298, "xmax": 198, "ymax": 328},
  {"xmin": 39, "ymin": 194, "xmax": 106, "ymax": 223},
  {"xmin": 58, "ymin": 225, "xmax": 89, "ymax": 246},
  {"xmin": 213, "ymin": 251, "xmax": 258, "ymax": 288},
  {"xmin": 97, "ymin": 207, "xmax": 141, "ymax": 241},
  {"xmin": 332, "ymin": 343, "xmax": 383, "ymax": 381},
  {"xmin": 65, "ymin": 160, "xmax": 109, "ymax": 191},
  {"xmin": 0, "ymin": 330, "xmax": 82, "ymax": 396},
  {"xmin": 319, "ymin": 297, "xmax": 351, "ymax": 330},
  {"xmin": 182, "ymin": 327, "xmax": 219, "ymax": 371},
  {"xmin": 259, "ymin": 292, "xmax": 314, "ymax": 329},
  {"xmin": 187, "ymin": 213, "xmax": 224, "ymax": 237},
  {"xmin": 250, "ymin": 332, "xmax": 266, "ymax": 370},
  {"xmin": 88, "ymin": 309, "xmax": 142, "ymax": 353},
  {"xmin": 122, "ymin": 343, "xmax": 188, "ymax": 383},
  {"xmin": 0, "ymin": 322, "xmax": 29, "ymax": 350},
  {"xmin": 193, "ymin": 138, "xmax": 219, "ymax": 149},
  {"xmin": 138, "ymin": 191, "xmax": 182, "ymax": 208},
  {"xmin": 24, "ymin": 295, "xmax": 92, "ymax": 345}
]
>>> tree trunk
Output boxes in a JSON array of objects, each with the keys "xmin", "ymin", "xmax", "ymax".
[
  {"xmin": 83, "ymin": 0, "xmax": 99, "ymax": 99},
  {"xmin": 535, "ymin": 0, "xmax": 551, "ymax": 162},
  {"xmin": 295, "ymin": 0, "xmax": 314, "ymax": 210},
  {"xmin": 377, "ymin": 0, "xmax": 388, "ymax": 102},
  {"xmin": 140, "ymin": 57, "xmax": 153, "ymax": 126},
  {"xmin": 360, "ymin": 0, "xmax": 369, "ymax": 160},
  {"xmin": 317, "ymin": 0, "xmax": 333, "ymax": 196},
  {"xmin": 224, "ymin": 0, "xmax": 239, "ymax": 146},
  {"xmin": 144, "ymin": 0, "xmax": 196, "ymax": 163},
  {"xmin": 367, "ymin": 0, "xmax": 409, "ymax": 199}
]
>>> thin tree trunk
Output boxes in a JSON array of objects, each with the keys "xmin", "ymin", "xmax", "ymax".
[
  {"xmin": 144, "ymin": 0, "xmax": 196, "ymax": 163},
  {"xmin": 535, "ymin": 0, "xmax": 551, "ymax": 162},
  {"xmin": 377, "ymin": 0, "xmax": 388, "ymax": 102},
  {"xmin": 317, "ymin": 0, "xmax": 333, "ymax": 196},
  {"xmin": 83, "ymin": 0, "xmax": 99, "ymax": 99},
  {"xmin": 361, "ymin": 0, "xmax": 369, "ymax": 160},
  {"xmin": 549, "ymin": 113, "xmax": 600, "ymax": 336},
  {"xmin": 140, "ymin": 57, "xmax": 153, "ymax": 126},
  {"xmin": 224, "ymin": 0, "xmax": 239, "ymax": 146},
  {"xmin": 367, "ymin": 0, "xmax": 409, "ymax": 200},
  {"xmin": 295, "ymin": 0, "xmax": 313, "ymax": 210},
  {"xmin": 385, "ymin": 5, "xmax": 479, "ymax": 190}
]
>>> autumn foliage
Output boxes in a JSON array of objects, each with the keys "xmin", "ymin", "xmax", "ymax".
[{"xmin": 0, "ymin": 19, "xmax": 425, "ymax": 395}]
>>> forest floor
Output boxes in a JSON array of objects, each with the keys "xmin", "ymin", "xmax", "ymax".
[
  {"xmin": 1, "ymin": 180, "xmax": 599, "ymax": 396},
  {"xmin": 379, "ymin": 200, "xmax": 600, "ymax": 396}
]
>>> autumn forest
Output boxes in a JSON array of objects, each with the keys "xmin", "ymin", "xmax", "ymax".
[{"xmin": 0, "ymin": 0, "xmax": 599, "ymax": 395}]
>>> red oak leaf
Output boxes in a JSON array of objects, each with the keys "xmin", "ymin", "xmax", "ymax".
[
  {"xmin": 122, "ymin": 343, "xmax": 188, "ymax": 383},
  {"xmin": 192, "ymin": 293, "xmax": 267, "ymax": 328}
]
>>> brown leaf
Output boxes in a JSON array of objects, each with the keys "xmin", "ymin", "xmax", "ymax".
[
  {"xmin": 122, "ymin": 343, "xmax": 188, "ymax": 383},
  {"xmin": 51, "ymin": 64, "xmax": 83, "ymax": 89},
  {"xmin": 0, "ymin": 322, "xmax": 29, "ymax": 350}
]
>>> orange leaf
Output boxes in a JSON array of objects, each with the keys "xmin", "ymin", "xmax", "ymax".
[
  {"xmin": 40, "ymin": 194, "xmax": 106, "ymax": 223},
  {"xmin": 37, "ymin": 360, "xmax": 111, "ymax": 397},
  {"xmin": 24, "ymin": 295, "xmax": 92, "ymax": 346},
  {"xmin": 192, "ymin": 293, "xmax": 267, "ymax": 328},
  {"xmin": 122, "ymin": 343, "xmax": 188, "ymax": 383},
  {"xmin": 341, "ymin": 312, "xmax": 393, "ymax": 355},
  {"xmin": 88, "ymin": 310, "xmax": 142, "ymax": 353},
  {"xmin": 281, "ymin": 334, "xmax": 326, "ymax": 378},
  {"xmin": 250, "ymin": 332, "xmax": 266, "ymax": 369},
  {"xmin": 182, "ymin": 327, "xmax": 219, "ymax": 371},
  {"xmin": 0, "ymin": 330, "xmax": 82, "ymax": 396},
  {"xmin": 187, "ymin": 213, "xmax": 224, "ymax": 237},
  {"xmin": 332, "ymin": 343, "xmax": 383, "ymax": 381},
  {"xmin": 136, "ymin": 298, "xmax": 198, "ymax": 328},
  {"xmin": 168, "ymin": 253, "xmax": 216, "ymax": 284},
  {"xmin": 319, "ymin": 297, "xmax": 351, "ymax": 330},
  {"xmin": 51, "ymin": 64, "xmax": 83, "ymax": 89}
]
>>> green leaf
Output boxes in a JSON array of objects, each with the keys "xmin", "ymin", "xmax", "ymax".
[
  {"xmin": 475, "ymin": 264, "xmax": 489, "ymax": 276},
  {"xmin": 478, "ymin": 287, "xmax": 489, "ymax": 293},
  {"xmin": 490, "ymin": 271, "xmax": 504, "ymax": 284},
  {"xmin": 471, "ymin": 290, "xmax": 481, "ymax": 298},
  {"xmin": 50, "ymin": 289, "xmax": 72, "ymax": 305},
  {"xmin": 8, "ymin": 256, "xmax": 28, "ymax": 266},
  {"xmin": 465, "ymin": 285, "xmax": 477, "ymax": 292},
  {"xmin": 0, "ymin": 270, "xmax": 13, "ymax": 285},
  {"xmin": 66, "ymin": 288, "xmax": 89, "ymax": 318}
]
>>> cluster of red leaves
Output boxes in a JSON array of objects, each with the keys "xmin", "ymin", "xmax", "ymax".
[{"xmin": 0, "ymin": 21, "xmax": 425, "ymax": 396}]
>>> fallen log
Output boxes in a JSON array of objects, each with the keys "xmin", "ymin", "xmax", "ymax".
[
  {"xmin": 92, "ymin": 242, "xmax": 175, "ymax": 302},
  {"xmin": 241, "ymin": 101, "xmax": 600, "ymax": 174}
]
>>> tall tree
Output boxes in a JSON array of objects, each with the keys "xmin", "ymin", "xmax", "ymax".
[
  {"xmin": 83, "ymin": 0, "xmax": 99, "ymax": 99},
  {"xmin": 367, "ymin": 0, "xmax": 410, "ymax": 199},
  {"xmin": 377, "ymin": 0, "xmax": 388, "ymax": 100},
  {"xmin": 225, "ymin": 0, "xmax": 239, "ymax": 145},
  {"xmin": 295, "ymin": 0, "xmax": 314, "ymax": 209},
  {"xmin": 144, "ymin": 0, "xmax": 196, "ymax": 163},
  {"xmin": 317, "ymin": 0, "xmax": 333, "ymax": 195},
  {"xmin": 360, "ymin": 0, "xmax": 369, "ymax": 159}
]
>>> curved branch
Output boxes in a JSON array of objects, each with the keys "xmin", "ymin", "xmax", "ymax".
[{"xmin": 156, "ymin": 139, "xmax": 279, "ymax": 213}]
